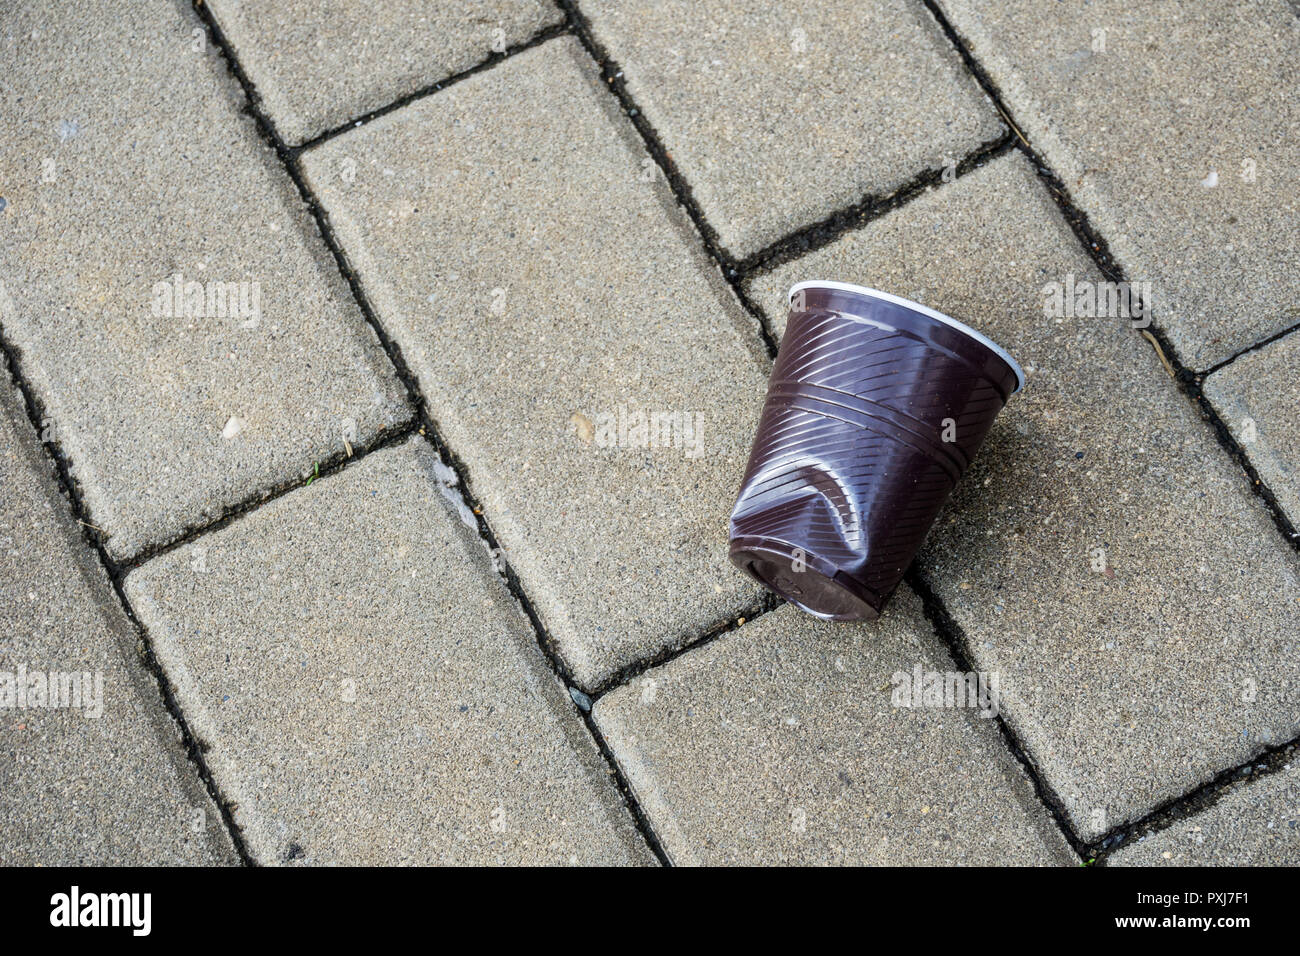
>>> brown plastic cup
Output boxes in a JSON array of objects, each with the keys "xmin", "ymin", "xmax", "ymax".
[{"xmin": 730, "ymin": 281, "xmax": 1024, "ymax": 621}]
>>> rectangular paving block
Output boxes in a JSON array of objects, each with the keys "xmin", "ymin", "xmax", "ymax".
[
  {"xmin": 0, "ymin": 0, "xmax": 410, "ymax": 563},
  {"xmin": 207, "ymin": 0, "xmax": 564, "ymax": 145},
  {"xmin": 936, "ymin": 0, "xmax": 1300, "ymax": 369},
  {"xmin": 748, "ymin": 153, "xmax": 1300, "ymax": 842},
  {"xmin": 0, "ymin": 380, "xmax": 235, "ymax": 865},
  {"xmin": 123, "ymin": 438, "xmax": 652, "ymax": 865},
  {"xmin": 301, "ymin": 37, "xmax": 771, "ymax": 690},
  {"xmin": 1110, "ymin": 763, "xmax": 1300, "ymax": 866},
  {"xmin": 581, "ymin": 0, "xmax": 1002, "ymax": 259},
  {"xmin": 595, "ymin": 596, "xmax": 1075, "ymax": 865},
  {"xmin": 1203, "ymin": 330, "xmax": 1300, "ymax": 531}
]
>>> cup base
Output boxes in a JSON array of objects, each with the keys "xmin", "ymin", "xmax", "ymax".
[{"xmin": 729, "ymin": 537, "xmax": 881, "ymax": 622}]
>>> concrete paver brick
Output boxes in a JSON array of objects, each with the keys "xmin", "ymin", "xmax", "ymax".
[
  {"xmin": 1203, "ymin": 330, "xmax": 1300, "ymax": 531},
  {"xmin": 936, "ymin": 0, "xmax": 1300, "ymax": 369},
  {"xmin": 595, "ymin": 596, "xmax": 1076, "ymax": 865},
  {"xmin": 581, "ymin": 0, "xmax": 1003, "ymax": 258},
  {"xmin": 124, "ymin": 438, "xmax": 652, "ymax": 865},
  {"xmin": 207, "ymin": 0, "xmax": 564, "ymax": 145},
  {"xmin": 0, "ymin": 0, "xmax": 411, "ymax": 562},
  {"xmin": 1110, "ymin": 762, "xmax": 1300, "ymax": 866},
  {"xmin": 0, "ymin": 382, "xmax": 236, "ymax": 865}
]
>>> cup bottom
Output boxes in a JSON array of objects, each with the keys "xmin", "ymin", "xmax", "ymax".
[{"xmin": 730, "ymin": 537, "xmax": 881, "ymax": 622}]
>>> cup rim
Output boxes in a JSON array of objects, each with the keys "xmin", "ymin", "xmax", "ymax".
[{"xmin": 788, "ymin": 280, "xmax": 1026, "ymax": 393}]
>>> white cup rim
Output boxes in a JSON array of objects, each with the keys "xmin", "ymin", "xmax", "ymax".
[{"xmin": 788, "ymin": 280, "xmax": 1026, "ymax": 393}]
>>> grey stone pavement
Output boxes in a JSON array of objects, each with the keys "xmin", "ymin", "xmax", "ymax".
[{"xmin": 0, "ymin": 0, "xmax": 1297, "ymax": 865}]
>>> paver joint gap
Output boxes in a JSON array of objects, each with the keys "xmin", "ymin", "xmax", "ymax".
[
  {"xmin": 588, "ymin": 592, "xmax": 784, "ymax": 702},
  {"xmin": 400, "ymin": 426, "xmax": 674, "ymax": 865},
  {"xmin": 568, "ymin": 695, "xmax": 674, "ymax": 866},
  {"xmin": 556, "ymin": 0, "xmax": 784, "ymax": 359},
  {"xmin": 1092, "ymin": 734, "xmax": 1300, "ymax": 864},
  {"xmin": 291, "ymin": 21, "xmax": 574, "ymax": 157},
  {"xmin": 734, "ymin": 133, "xmax": 1016, "ymax": 280},
  {"xmin": 1202, "ymin": 320, "xmax": 1300, "ymax": 377},
  {"xmin": 117, "ymin": 419, "xmax": 420, "ymax": 570},
  {"xmin": 904, "ymin": 567, "xmax": 1088, "ymax": 862}
]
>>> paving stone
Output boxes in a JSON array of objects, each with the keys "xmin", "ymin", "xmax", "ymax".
[
  {"xmin": 0, "ymin": 0, "xmax": 411, "ymax": 563},
  {"xmin": 594, "ymin": 597, "xmax": 1075, "ymax": 865},
  {"xmin": 748, "ymin": 153, "xmax": 1300, "ymax": 841},
  {"xmin": 206, "ymin": 0, "xmax": 564, "ymax": 145},
  {"xmin": 0, "ymin": 381, "xmax": 235, "ymax": 865},
  {"xmin": 1203, "ymin": 331, "xmax": 1300, "ymax": 530},
  {"xmin": 1110, "ymin": 763, "xmax": 1300, "ymax": 866},
  {"xmin": 301, "ymin": 38, "xmax": 770, "ymax": 690},
  {"xmin": 580, "ymin": 0, "xmax": 1002, "ymax": 259},
  {"xmin": 936, "ymin": 0, "xmax": 1300, "ymax": 369},
  {"xmin": 123, "ymin": 439, "xmax": 652, "ymax": 865}
]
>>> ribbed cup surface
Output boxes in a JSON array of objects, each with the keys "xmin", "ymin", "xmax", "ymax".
[{"xmin": 729, "ymin": 285, "xmax": 1020, "ymax": 620}]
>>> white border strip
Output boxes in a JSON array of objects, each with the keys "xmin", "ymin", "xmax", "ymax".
[{"xmin": 788, "ymin": 280, "xmax": 1025, "ymax": 393}]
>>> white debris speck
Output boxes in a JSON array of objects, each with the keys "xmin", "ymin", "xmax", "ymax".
[
  {"xmin": 429, "ymin": 459, "xmax": 477, "ymax": 530},
  {"xmin": 221, "ymin": 416, "xmax": 244, "ymax": 440},
  {"xmin": 431, "ymin": 458, "xmax": 459, "ymax": 487},
  {"xmin": 1200, "ymin": 170, "xmax": 1218, "ymax": 188}
]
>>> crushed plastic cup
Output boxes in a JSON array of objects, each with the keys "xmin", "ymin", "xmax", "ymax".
[{"xmin": 729, "ymin": 281, "xmax": 1024, "ymax": 621}]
